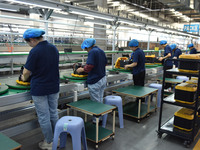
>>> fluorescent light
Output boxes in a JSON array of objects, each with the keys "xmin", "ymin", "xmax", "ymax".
[
  {"xmin": 85, "ymin": 16, "xmax": 94, "ymax": 19},
  {"xmin": 0, "ymin": 7, "xmax": 17, "ymax": 12},
  {"xmin": 131, "ymin": 12, "xmax": 158, "ymax": 22},
  {"xmin": 54, "ymin": 10, "xmax": 69, "ymax": 15},
  {"xmin": 51, "ymin": 16, "xmax": 79, "ymax": 21},
  {"xmin": 0, "ymin": 3, "xmax": 19, "ymax": 12},
  {"xmin": 127, "ymin": 9, "xmax": 135, "ymax": 12},
  {"xmin": 118, "ymin": 26, "xmax": 134, "ymax": 30},
  {"xmin": 51, "ymin": 12, "xmax": 79, "ymax": 21},
  {"xmin": 165, "ymin": 29, "xmax": 175, "ymax": 33},
  {"xmin": 6, "ymin": 0, "xmax": 62, "ymax": 10},
  {"xmin": 118, "ymin": 19, "xmax": 144, "ymax": 27},
  {"xmin": 84, "ymin": 21, "xmax": 107, "ymax": 26},
  {"xmin": 146, "ymin": 25, "xmax": 164, "ymax": 31},
  {"xmin": 70, "ymin": 10, "xmax": 114, "ymax": 21}
]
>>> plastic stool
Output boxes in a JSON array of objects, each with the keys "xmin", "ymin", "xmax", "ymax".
[
  {"xmin": 52, "ymin": 116, "xmax": 88, "ymax": 150},
  {"xmin": 176, "ymin": 76, "xmax": 189, "ymax": 82},
  {"xmin": 149, "ymin": 83, "xmax": 162, "ymax": 107},
  {"xmin": 102, "ymin": 95, "xmax": 124, "ymax": 128}
]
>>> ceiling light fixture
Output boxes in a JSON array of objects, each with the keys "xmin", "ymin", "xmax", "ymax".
[
  {"xmin": 51, "ymin": 12, "xmax": 79, "ymax": 21},
  {"xmin": 0, "ymin": 7, "xmax": 17, "ymax": 12},
  {"xmin": 146, "ymin": 25, "xmax": 164, "ymax": 31},
  {"xmin": 6, "ymin": 0, "xmax": 62, "ymax": 10},
  {"xmin": 0, "ymin": 3, "xmax": 19, "ymax": 12},
  {"xmin": 69, "ymin": 9, "xmax": 115, "ymax": 21},
  {"xmin": 118, "ymin": 19, "xmax": 144, "ymax": 27}
]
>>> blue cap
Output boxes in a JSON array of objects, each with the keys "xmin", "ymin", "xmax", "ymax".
[
  {"xmin": 128, "ymin": 39, "xmax": 139, "ymax": 47},
  {"xmin": 23, "ymin": 28, "xmax": 45, "ymax": 39},
  {"xmin": 188, "ymin": 43, "xmax": 194, "ymax": 48},
  {"xmin": 160, "ymin": 40, "xmax": 167, "ymax": 45},
  {"xmin": 170, "ymin": 44, "xmax": 176, "ymax": 50},
  {"xmin": 81, "ymin": 38, "xmax": 96, "ymax": 49}
]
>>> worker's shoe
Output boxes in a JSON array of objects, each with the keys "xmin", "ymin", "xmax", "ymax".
[{"xmin": 39, "ymin": 141, "xmax": 52, "ymax": 150}]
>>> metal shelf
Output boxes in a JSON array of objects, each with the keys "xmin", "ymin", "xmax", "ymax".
[
  {"xmin": 159, "ymin": 117, "xmax": 199, "ymax": 141},
  {"xmin": 163, "ymin": 94, "xmax": 195, "ymax": 109},
  {"xmin": 158, "ymin": 58, "xmax": 200, "ymax": 146},
  {"xmin": 166, "ymin": 68, "xmax": 199, "ymax": 77}
]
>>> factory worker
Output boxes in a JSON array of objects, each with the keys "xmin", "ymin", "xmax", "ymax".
[
  {"xmin": 188, "ymin": 43, "xmax": 197, "ymax": 54},
  {"xmin": 170, "ymin": 43, "xmax": 182, "ymax": 67},
  {"xmin": 159, "ymin": 40, "xmax": 173, "ymax": 89},
  {"xmin": 124, "ymin": 39, "xmax": 145, "ymax": 86},
  {"xmin": 22, "ymin": 28, "xmax": 59, "ymax": 150},
  {"xmin": 77, "ymin": 38, "xmax": 107, "ymax": 104}
]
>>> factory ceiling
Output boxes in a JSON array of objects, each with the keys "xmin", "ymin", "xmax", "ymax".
[
  {"xmin": 66, "ymin": 0, "xmax": 200, "ymax": 23},
  {"xmin": 0, "ymin": 0, "xmax": 200, "ymax": 30}
]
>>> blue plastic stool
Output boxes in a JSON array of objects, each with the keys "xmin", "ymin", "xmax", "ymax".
[
  {"xmin": 149, "ymin": 83, "xmax": 162, "ymax": 107},
  {"xmin": 52, "ymin": 116, "xmax": 88, "ymax": 150},
  {"xmin": 102, "ymin": 95, "xmax": 124, "ymax": 128},
  {"xmin": 176, "ymin": 76, "xmax": 189, "ymax": 82}
]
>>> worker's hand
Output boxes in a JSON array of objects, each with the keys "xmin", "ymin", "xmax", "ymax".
[
  {"xmin": 76, "ymin": 67, "xmax": 84, "ymax": 73},
  {"xmin": 158, "ymin": 57, "xmax": 163, "ymax": 61},
  {"xmin": 124, "ymin": 65, "xmax": 129, "ymax": 70},
  {"xmin": 19, "ymin": 74, "xmax": 25, "ymax": 81},
  {"xmin": 173, "ymin": 57, "xmax": 177, "ymax": 59}
]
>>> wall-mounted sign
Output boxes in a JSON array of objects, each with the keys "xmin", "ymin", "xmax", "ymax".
[{"xmin": 183, "ymin": 24, "xmax": 199, "ymax": 32}]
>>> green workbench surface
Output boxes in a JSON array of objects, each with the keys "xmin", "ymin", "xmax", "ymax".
[
  {"xmin": 145, "ymin": 64, "xmax": 162, "ymax": 68},
  {"xmin": 0, "ymin": 132, "xmax": 21, "ymax": 150},
  {"xmin": 0, "ymin": 85, "xmax": 9, "ymax": 95},
  {"xmin": 1, "ymin": 88, "xmax": 29, "ymax": 96},
  {"xmin": 63, "ymin": 75, "xmax": 87, "ymax": 80},
  {"xmin": 67, "ymin": 99, "xmax": 116, "ymax": 116},
  {"xmin": 107, "ymin": 68, "xmax": 132, "ymax": 73},
  {"xmin": 113, "ymin": 85, "xmax": 158, "ymax": 98},
  {"xmin": 6, "ymin": 82, "xmax": 30, "ymax": 90},
  {"xmin": 157, "ymin": 77, "xmax": 184, "ymax": 84},
  {"xmin": 85, "ymin": 122, "xmax": 113, "ymax": 143},
  {"xmin": 123, "ymin": 101, "xmax": 156, "ymax": 119},
  {"xmin": 0, "ymin": 50, "xmax": 189, "ymax": 56},
  {"xmin": 108, "ymin": 64, "xmax": 162, "ymax": 73}
]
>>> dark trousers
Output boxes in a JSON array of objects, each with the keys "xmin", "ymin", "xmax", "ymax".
[
  {"xmin": 133, "ymin": 71, "xmax": 145, "ymax": 86},
  {"xmin": 165, "ymin": 66, "xmax": 173, "ymax": 89},
  {"xmin": 133, "ymin": 71, "xmax": 145, "ymax": 102}
]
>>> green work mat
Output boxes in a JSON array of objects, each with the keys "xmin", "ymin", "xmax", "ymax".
[
  {"xmin": 67, "ymin": 99, "xmax": 116, "ymax": 115},
  {"xmin": 60, "ymin": 77, "xmax": 85, "ymax": 83},
  {"xmin": 1, "ymin": 88, "xmax": 29, "ymax": 96},
  {"xmin": 145, "ymin": 64, "xmax": 160, "ymax": 68},
  {"xmin": 6, "ymin": 82, "xmax": 31, "ymax": 90},
  {"xmin": 85, "ymin": 122, "xmax": 113, "ymax": 142},
  {"xmin": 107, "ymin": 68, "xmax": 132, "ymax": 73},
  {"xmin": 113, "ymin": 85, "xmax": 157, "ymax": 97},
  {"xmin": 0, "ymin": 132, "xmax": 21, "ymax": 150},
  {"xmin": 63, "ymin": 75, "xmax": 87, "ymax": 80},
  {"xmin": 0, "ymin": 85, "xmax": 9, "ymax": 95},
  {"xmin": 123, "ymin": 101, "xmax": 155, "ymax": 118}
]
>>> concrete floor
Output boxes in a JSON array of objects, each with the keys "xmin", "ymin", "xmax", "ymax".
[
  {"xmin": 12, "ymin": 104, "xmax": 199, "ymax": 150},
  {"xmin": 1, "ymin": 71, "xmax": 198, "ymax": 150}
]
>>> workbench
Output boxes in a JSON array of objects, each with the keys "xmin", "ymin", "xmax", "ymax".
[
  {"xmin": 113, "ymin": 85, "xmax": 158, "ymax": 122},
  {"xmin": 0, "ymin": 132, "xmax": 21, "ymax": 150},
  {"xmin": 62, "ymin": 75, "xmax": 87, "ymax": 83},
  {"xmin": 66, "ymin": 99, "xmax": 116, "ymax": 149},
  {"xmin": 108, "ymin": 64, "xmax": 163, "ymax": 74}
]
